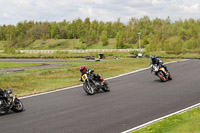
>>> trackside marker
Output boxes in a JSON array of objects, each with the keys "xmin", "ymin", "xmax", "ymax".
[{"xmin": 121, "ymin": 103, "xmax": 200, "ymax": 133}]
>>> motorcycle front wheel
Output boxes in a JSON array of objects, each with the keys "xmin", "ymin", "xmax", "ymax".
[
  {"xmin": 158, "ymin": 71, "xmax": 166, "ymax": 82},
  {"xmin": 11, "ymin": 98, "xmax": 23, "ymax": 112},
  {"xmin": 83, "ymin": 82, "xmax": 95, "ymax": 95}
]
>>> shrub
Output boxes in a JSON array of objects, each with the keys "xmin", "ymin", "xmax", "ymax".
[{"xmin": 4, "ymin": 47, "xmax": 17, "ymax": 54}]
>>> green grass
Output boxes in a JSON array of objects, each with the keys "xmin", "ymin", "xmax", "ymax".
[
  {"xmin": 0, "ymin": 62, "xmax": 42, "ymax": 68},
  {"xmin": 0, "ymin": 41, "xmax": 8, "ymax": 49},
  {"xmin": 86, "ymin": 38, "xmax": 117, "ymax": 49},
  {"xmin": 146, "ymin": 51, "xmax": 200, "ymax": 58},
  {"xmin": 24, "ymin": 39, "xmax": 82, "ymax": 50},
  {"xmin": 0, "ymin": 58, "xmax": 180, "ymax": 97},
  {"xmin": 0, "ymin": 38, "xmax": 135, "ymax": 50},
  {"xmin": 0, "ymin": 70, "xmax": 7, "ymax": 73},
  {"xmin": 133, "ymin": 107, "xmax": 200, "ymax": 133},
  {"xmin": 0, "ymin": 51, "xmax": 136, "ymax": 58},
  {"xmin": 18, "ymin": 38, "xmax": 118, "ymax": 50}
]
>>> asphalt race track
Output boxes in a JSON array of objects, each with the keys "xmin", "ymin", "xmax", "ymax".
[{"xmin": 0, "ymin": 60, "xmax": 200, "ymax": 133}]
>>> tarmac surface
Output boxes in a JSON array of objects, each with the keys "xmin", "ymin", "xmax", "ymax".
[{"xmin": 0, "ymin": 60, "xmax": 200, "ymax": 133}]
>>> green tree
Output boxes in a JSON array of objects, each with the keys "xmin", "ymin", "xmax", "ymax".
[
  {"xmin": 50, "ymin": 22, "xmax": 60, "ymax": 39},
  {"xmin": 164, "ymin": 36, "xmax": 183, "ymax": 54},
  {"xmin": 100, "ymin": 30, "xmax": 108, "ymax": 46},
  {"xmin": 116, "ymin": 31, "xmax": 124, "ymax": 49}
]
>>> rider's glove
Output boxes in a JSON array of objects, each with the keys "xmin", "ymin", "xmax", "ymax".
[
  {"xmin": 79, "ymin": 78, "xmax": 83, "ymax": 81},
  {"xmin": 150, "ymin": 65, "xmax": 153, "ymax": 73}
]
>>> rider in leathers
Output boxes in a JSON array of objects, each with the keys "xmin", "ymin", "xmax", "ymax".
[
  {"xmin": 150, "ymin": 55, "xmax": 168, "ymax": 73},
  {"xmin": 79, "ymin": 66, "xmax": 105, "ymax": 85},
  {"xmin": 0, "ymin": 88, "xmax": 12, "ymax": 107}
]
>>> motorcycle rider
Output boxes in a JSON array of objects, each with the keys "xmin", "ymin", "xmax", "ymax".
[
  {"xmin": 150, "ymin": 55, "xmax": 168, "ymax": 73},
  {"xmin": 79, "ymin": 65, "xmax": 105, "ymax": 85},
  {"xmin": 0, "ymin": 88, "xmax": 12, "ymax": 107}
]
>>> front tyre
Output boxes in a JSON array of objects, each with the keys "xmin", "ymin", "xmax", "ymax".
[
  {"xmin": 11, "ymin": 98, "xmax": 23, "ymax": 112},
  {"xmin": 83, "ymin": 83, "xmax": 95, "ymax": 95},
  {"xmin": 158, "ymin": 72, "xmax": 166, "ymax": 82}
]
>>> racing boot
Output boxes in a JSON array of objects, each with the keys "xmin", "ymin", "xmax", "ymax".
[
  {"xmin": 99, "ymin": 77, "xmax": 105, "ymax": 86},
  {"xmin": 5, "ymin": 97, "xmax": 12, "ymax": 108}
]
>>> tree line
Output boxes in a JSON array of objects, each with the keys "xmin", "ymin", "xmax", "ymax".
[{"xmin": 0, "ymin": 16, "xmax": 200, "ymax": 54}]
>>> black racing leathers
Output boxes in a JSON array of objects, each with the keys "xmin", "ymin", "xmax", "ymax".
[
  {"xmin": 150, "ymin": 58, "xmax": 168, "ymax": 72},
  {"xmin": 80, "ymin": 69, "xmax": 102, "ymax": 82},
  {"xmin": 0, "ymin": 88, "xmax": 11, "ymax": 106}
]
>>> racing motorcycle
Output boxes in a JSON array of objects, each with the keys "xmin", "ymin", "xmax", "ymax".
[
  {"xmin": 0, "ymin": 88, "xmax": 24, "ymax": 115},
  {"xmin": 81, "ymin": 73, "xmax": 110, "ymax": 95},
  {"xmin": 151, "ymin": 64, "xmax": 172, "ymax": 82}
]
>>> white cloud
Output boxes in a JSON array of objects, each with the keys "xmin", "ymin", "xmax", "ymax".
[
  {"xmin": 0, "ymin": 0, "xmax": 199, "ymax": 25},
  {"xmin": 179, "ymin": 3, "xmax": 200, "ymax": 13}
]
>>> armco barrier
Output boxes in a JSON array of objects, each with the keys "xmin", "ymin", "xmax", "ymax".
[
  {"xmin": 17, "ymin": 49, "xmax": 144, "ymax": 53},
  {"xmin": 0, "ymin": 49, "xmax": 143, "ymax": 53}
]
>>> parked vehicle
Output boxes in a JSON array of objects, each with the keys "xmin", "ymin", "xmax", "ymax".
[
  {"xmin": 152, "ymin": 64, "xmax": 172, "ymax": 82},
  {"xmin": 0, "ymin": 88, "xmax": 23, "ymax": 114},
  {"xmin": 81, "ymin": 73, "xmax": 110, "ymax": 95}
]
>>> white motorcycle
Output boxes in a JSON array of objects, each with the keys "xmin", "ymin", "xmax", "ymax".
[{"xmin": 151, "ymin": 64, "xmax": 172, "ymax": 82}]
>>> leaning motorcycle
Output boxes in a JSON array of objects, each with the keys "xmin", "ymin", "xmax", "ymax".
[
  {"xmin": 0, "ymin": 88, "xmax": 24, "ymax": 115},
  {"xmin": 151, "ymin": 64, "xmax": 172, "ymax": 82},
  {"xmin": 81, "ymin": 73, "xmax": 110, "ymax": 95}
]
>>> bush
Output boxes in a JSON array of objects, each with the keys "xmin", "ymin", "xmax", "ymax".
[
  {"xmin": 164, "ymin": 37, "xmax": 183, "ymax": 54},
  {"xmin": 4, "ymin": 47, "xmax": 17, "ymax": 54},
  {"xmin": 55, "ymin": 51, "xmax": 69, "ymax": 54},
  {"xmin": 123, "ymin": 43, "xmax": 132, "ymax": 49},
  {"xmin": 74, "ymin": 44, "xmax": 87, "ymax": 49},
  {"xmin": 130, "ymin": 50, "xmax": 139, "ymax": 55}
]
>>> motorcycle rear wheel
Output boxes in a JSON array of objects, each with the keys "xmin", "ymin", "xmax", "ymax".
[
  {"xmin": 168, "ymin": 73, "xmax": 172, "ymax": 80},
  {"xmin": 101, "ymin": 81, "xmax": 110, "ymax": 92}
]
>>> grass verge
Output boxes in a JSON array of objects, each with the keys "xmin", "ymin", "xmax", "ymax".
[
  {"xmin": 132, "ymin": 106, "xmax": 200, "ymax": 133},
  {"xmin": 0, "ymin": 58, "xmax": 181, "ymax": 97},
  {"xmin": 146, "ymin": 51, "xmax": 200, "ymax": 58},
  {"xmin": 0, "ymin": 62, "xmax": 42, "ymax": 68}
]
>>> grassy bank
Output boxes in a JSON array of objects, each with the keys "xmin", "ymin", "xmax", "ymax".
[
  {"xmin": 0, "ymin": 51, "xmax": 136, "ymax": 58},
  {"xmin": 0, "ymin": 58, "xmax": 179, "ymax": 97},
  {"xmin": 0, "ymin": 38, "xmax": 119, "ymax": 50},
  {"xmin": 1, "ymin": 49, "xmax": 200, "ymax": 60},
  {"xmin": 27, "ymin": 38, "xmax": 118, "ymax": 50},
  {"xmin": 133, "ymin": 106, "xmax": 200, "ymax": 133},
  {"xmin": 146, "ymin": 51, "xmax": 200, "ymax": 58}
]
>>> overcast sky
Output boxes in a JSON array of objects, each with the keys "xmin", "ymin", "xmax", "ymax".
[{"xmin": 0, "ymin": 0, "xmax": 199, "ymax": 25}]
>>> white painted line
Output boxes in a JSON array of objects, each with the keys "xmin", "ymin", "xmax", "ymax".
[
  {"xmin": 19, "ymin": 66, "xmax": 152, "ymax": 99},
  {"xmin": 106, "ymin": 60, "xmax": 187, "ymax": 80},
  {"xmin": 122, "ymin": 103, "xmax": 200, "ymax": 133},
  {"xmin": 19, "ymin": 84, "xmax": 82, "ymax": 99},
  {"xmin": 19, "ymin": 59, "xmax": 188, "ymax": 99},
  {"xmin": 106, "ymin": 67, "xmax": 150, "ymax": 80}
]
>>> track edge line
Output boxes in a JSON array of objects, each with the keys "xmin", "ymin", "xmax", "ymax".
[{"xmin": 121, "ymin": 103, "xmax": 200, "ymax": 133}]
